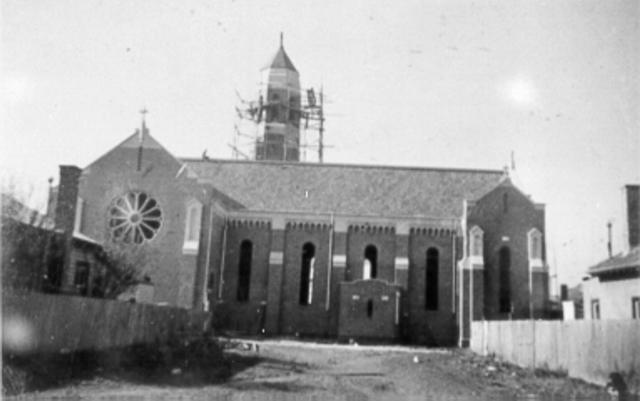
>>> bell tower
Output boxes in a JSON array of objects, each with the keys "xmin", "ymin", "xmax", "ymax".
[{"xmin": 255, "ymin": 34, "xmax": 301, "ymax": 162}]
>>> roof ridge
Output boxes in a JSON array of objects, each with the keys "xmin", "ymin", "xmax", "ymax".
[{"xmin": 179, "ymin": 157, "xmax": 503, "ymax": 175}]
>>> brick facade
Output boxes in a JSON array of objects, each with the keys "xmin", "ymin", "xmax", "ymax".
[
  {"xmin": 52, "ymin": 128, "xmax": 550, "ymax": 346},
  {"xmin": 467, "ymin": 181, "xmax": 548, "ymax": 320}
]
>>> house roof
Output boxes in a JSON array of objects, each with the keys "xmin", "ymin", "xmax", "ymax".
[
  {"xmin": 1, "ymin": 193, "xmax": 53, "ymax": 228},
  {"xmin": 181, "ymin": 158, "xmax": 504, "ymax": 218},
  {"xmin": 589, "ymin": 246, "xmax": 640, "ymax": 275},
  {"xmin": 263, "ymin": 45, "xmax": 297, "ymax": 72}
]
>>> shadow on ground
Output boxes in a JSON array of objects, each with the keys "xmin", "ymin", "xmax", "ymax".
[{"xmin": 2, "ymin": 336, "xmax": 305, "ymax": 396}]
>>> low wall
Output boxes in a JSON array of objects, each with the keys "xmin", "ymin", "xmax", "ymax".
[
  {"xmin": 2, "ymin": 290, "xmax": 210, "ymax": 355},
  {"xmin": 471, "ymin": 319, "xmax": 640, "ymax": 393}
]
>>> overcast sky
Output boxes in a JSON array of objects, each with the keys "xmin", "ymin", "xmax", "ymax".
[{"xmin": 2, "ymin": 0, "xmax": 639, "ymax": 288}]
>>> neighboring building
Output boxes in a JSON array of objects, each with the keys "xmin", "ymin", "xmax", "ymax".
[
  {"xmin": 47, "ymin": 40, "xmax": 551, "ymax": 345},
  {"xmin": 583, "ymin": 185, "xmax": 640, "ymax": 320},
  {"xmin": 1, "ymin": 193, "xmax": 100, "ymax": 295}
]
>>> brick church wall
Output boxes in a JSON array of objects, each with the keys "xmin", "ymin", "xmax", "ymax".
[
  {"xmin": 216, "ymin": 221, "xmax": 271, "ymax": 333},
  {"xmin": 346, "ymin": 226, "xmax": 396, "ymax": 282},
  {"xmin": 407, "ymin": 230, "xmax": 457, "ymax": 345},
  {"xmin": 78, "ymin": 143, "xmax": 209, "ymax": 309},
  {"xmin": 279, "ymin": 223, "xmax": 332, "ymax": 336},
  {"xmin": 468, "ymin": 183, "xmax": 547, "ymax": 319}
]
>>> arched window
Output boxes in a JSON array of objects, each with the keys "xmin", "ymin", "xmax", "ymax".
[
  {"xmin": 528, "ymin": 228, "xmax": 542, "ymax": 260},
  {"xmin": 499, "ymin": 246, "xmax": 511, "ymax": 313},
  {"xmin": 236, "ymin": 240, "xmax": 253, "ymax": 302},
  {"xmin": 299, "ymin": 242, "xmax": 315, "ymax": 305},
  {"xmin": 183, "ymin": 201, "xmax": 202, "ymax": 252},
  {"xmin": 426, "ymin": 248, "xmax": 439, "ymax": 310},
  {"xmin": 470, "ymin": 226, "xmax": 484, "ymax": 258},
  {"xmin": 363, "ymin": 245, "xmax": 378, "ymax": 279},
  {"xmin": 503, "ymin": 193, "xmax": 509, "ymax": 213},
  {"xmin": 367, "ymin": 299, "xmax": 374, "ymax": 318}
]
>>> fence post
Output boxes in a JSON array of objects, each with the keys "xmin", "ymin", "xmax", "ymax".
[
  {"xmin": 482, "ymin": 320, "xmax": 488, "ymax": 356},
  {"xmin": 532, "ymin": 318, "xmax": 536, "ymax": 369}
]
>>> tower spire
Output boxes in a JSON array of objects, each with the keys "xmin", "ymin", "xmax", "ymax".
[{"xmin": 280, "ymin": 32, "xmax": 283, "ymax": 48}]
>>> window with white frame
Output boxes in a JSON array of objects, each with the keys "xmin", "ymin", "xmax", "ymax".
[
  {"xmin": 469, "ymin": 226, "xmax": 484, "ymax": 262},
  {"xmin": 74, "ymin": 197, "xmax": 85, "ymax": 234},
  {"xmin": 183, "ymin": 201, "xmax": 202, "ymax": 253},
  {"xmin": 528, "ymin": 228, "xmax": 543, "ymax": 268}
]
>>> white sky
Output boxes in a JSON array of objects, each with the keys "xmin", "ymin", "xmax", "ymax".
[{"xmin": 2, "ymin": 0, "xmax": 639, "ymax": 289}]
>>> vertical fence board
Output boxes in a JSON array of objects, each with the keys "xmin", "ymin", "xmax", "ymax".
[
  {"xmin": 470, "ymin": 319, "xmax": 640, "ymax": 392},
  {"xmin": 2, "ymin": 291, "xmax": 210, "ymax": 355}
]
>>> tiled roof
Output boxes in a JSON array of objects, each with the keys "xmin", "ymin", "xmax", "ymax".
[
  {"xmin": 589, "ymin": 246, "xmax": 640, "ymax": 274},
  {"xmin": 181, "ymin": 159, "xmax": 504, "ymax": 218},
  {"xmin": 264, "ymin": 45, "xmax": 297, "ymax": 72}
]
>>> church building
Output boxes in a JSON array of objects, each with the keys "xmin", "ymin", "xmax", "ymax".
[{"xmin": 50, "ymin": 40, "xmax": 550, "ymax": 346}]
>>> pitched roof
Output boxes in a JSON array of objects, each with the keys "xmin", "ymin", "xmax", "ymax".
[
  {"xmin": 1, "ymin": 193, "xmax": 52, "ymax": 228},
  {"xmin": 589, "ymin": 246, "xmax": 640, "ymax": 275},
  {"xmin": 119, "ymin": 125, "xmax": 163, "ymax": 150},
  {"xmin": 264, "ymin": 45, "xmax": 297, "ymax": 72},
  {"xmin": 181, "ymin": 159, "xmax": 504, "ymax": 218}
]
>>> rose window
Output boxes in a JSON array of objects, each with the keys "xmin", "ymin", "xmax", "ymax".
[{"xmin": 108, "ymin": 191, "xmax": 162, "ymax": 244}]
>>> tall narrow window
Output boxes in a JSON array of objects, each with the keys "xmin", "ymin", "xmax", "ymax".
[
  {"xmin": 470, "ymin": 226, "xmax": 484, "ymax": 260},
  {"xmin": 299, "ymin": 242, "xmax": 315, "ymax": 305},
  {"xmin": 367, "ymin": 299, "xmax": 374, "ymax": 318},
  {"xmin": 363, "ymin": 245, "xmax": 378, "ymax": 279},
  {"xmin": 74, "ymin": 261, "xmax": 90, "ymax": 296},
  {"xmin": 528, "ymin": 228, "xmax": 543, "ymax": 261},
  {"xmin": 236, "ymin": 240, "xmax": 253, "ymax": 302},
  {"xmin": 183, "ymin": 201, "xmax": 202, "ymax": 253},
  {"xmin": 426, "ymin": 248, "xmax": 439, "ymax": 310},
  {"xmin": 499, "ymin": 246, "xmax": 511, "ymax": 313},
  {"xmin": 503, "ymin": 193, "xmax": 509, "ymax": 213},
  {"xmin": 632, "ymin": 297, "xmax": 639, "ymax": 319},
  {"xmin": 591, "ymin": 299, "xmax": 600, "ymax": 319}
]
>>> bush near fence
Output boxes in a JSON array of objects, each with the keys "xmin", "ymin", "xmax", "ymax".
[
  {"xmin": 471, "ymin": 319, "xmax": 640, "ymax": 394},
  {"xmin": 2, "ymin": 290, "xmax": 210, "ymax": 355}
]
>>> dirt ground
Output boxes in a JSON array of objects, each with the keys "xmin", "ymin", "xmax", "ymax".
[{"xmin": 6, "ymin": 339, "xmax": 616, "ymax": 400}]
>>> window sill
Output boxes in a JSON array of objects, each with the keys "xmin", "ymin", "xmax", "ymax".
[{"xmin": 182, "ymin": 242, "xmax": 199, "ymax": 255}]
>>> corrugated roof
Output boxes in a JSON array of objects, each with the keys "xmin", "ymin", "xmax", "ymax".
[
  {"xmin": 589, "ymin": 246, "xmax": 640, "ymax": 274},
  {"xmin": 181, "ymin": 159, "xmax": 504, "ymax": 218},
  {"xmin": 264, "ymin": 45, "xmax": 297, "ymax": 72}
]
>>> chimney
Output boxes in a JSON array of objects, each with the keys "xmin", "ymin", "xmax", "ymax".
[
  {"xmin": 54, "ymin": 165, "xmax": 82, "ymax": 233},
  {"xmin": 560, "ymin": 284, "xmax": 568, "ymax": 301},
  {"xmin": 627, "ymin": 185, "xmax": 640, "ymax": 249}
]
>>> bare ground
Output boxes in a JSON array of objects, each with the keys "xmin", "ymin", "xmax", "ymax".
[{"xmin": 5, "ymin": 339, "xmax": 615, "ymax": 400}]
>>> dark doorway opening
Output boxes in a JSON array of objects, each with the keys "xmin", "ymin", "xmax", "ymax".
[
  {"xmin": 499, "ymin": 246, "xmax": 511, "ymax": 313},
  {"xmin": 236, "ymin": 240, "xmax": 253, "ymax": 302}
]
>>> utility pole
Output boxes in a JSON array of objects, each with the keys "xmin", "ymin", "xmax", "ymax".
[{"xmin": 318, "ymin": 86, "xmax": 325, "ymax": 163}]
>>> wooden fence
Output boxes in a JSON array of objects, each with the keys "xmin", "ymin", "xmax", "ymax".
[
  {"xmin": 471, "ymin": 319, "xmax": 640, "ymax": 393},
  {"xmin": 2, "ymin": 290, "xmax": 210, "ymax": 355}
]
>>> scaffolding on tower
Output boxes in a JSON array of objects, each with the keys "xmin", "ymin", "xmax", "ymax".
[{"xmin": 232, "ymin": 86, "xmax": 329, "ymax": 163}]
